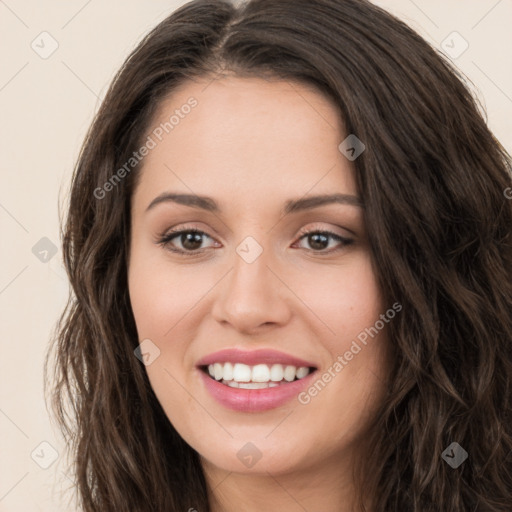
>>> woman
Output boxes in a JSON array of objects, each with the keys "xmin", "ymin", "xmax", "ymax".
[{"xmin": 45, "ymin": 0, "xmax": 512, "ymax": 510}]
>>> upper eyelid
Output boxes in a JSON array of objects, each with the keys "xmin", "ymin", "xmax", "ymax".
[{"xmin": 161, "ymin": 222, "xmax": 353, "ymax": 240}]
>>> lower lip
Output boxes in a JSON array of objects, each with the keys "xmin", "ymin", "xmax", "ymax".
[{"xmin": 198, "ymin": 369, "xmax": 317, "ymax": 412}]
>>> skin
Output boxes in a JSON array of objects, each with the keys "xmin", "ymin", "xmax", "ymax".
[{"xmin": 128, "ymin": 75, "xmax": 392, "ymax": 512}]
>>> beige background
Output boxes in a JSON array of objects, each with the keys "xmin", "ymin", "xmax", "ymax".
[{"xmin": 0, "ymin": 1, "xmax": 511, "ymax": 510}]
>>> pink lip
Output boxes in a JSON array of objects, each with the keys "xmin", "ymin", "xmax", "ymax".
[
  {"xmin": 196, "ymin": 349, "xmax": 318, "ymax": 412},
  {"xmin": 198, "ymin": 369, "xmax": 317, "ymax": 413},
  {"xmin": 196, "ymin": 348, "xmax": 317, "ymax": 368}
]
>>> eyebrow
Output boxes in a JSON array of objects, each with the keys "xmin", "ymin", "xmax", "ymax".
[{"xmin": 145, "ymin": 192, "xmax": 363, "ymax": 215}]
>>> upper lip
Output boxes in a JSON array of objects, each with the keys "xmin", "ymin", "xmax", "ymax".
[{"xmin": 196, "ymin": 348, "xmax": 317, "ymax": 369}]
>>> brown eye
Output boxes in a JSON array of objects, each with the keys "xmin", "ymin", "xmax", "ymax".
[
  {"xmin": 158, "ymin": 229, "xmax": 217, "ymax": 254},
  {"xmin": 295, "ymin": 230, "xmax": 353, "ymax": 253}
]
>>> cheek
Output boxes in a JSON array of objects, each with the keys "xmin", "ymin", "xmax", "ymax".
[
  {"xmin": 127, "ymin": 254, "xmax": 204, "ymax": 422},
  {"xmin": 292, "ymin": 253, "xmax": 383, "ymax": 342},
  {"xmin": 128, "ymin": 251, "xmax": 206, "ymax": 338}
]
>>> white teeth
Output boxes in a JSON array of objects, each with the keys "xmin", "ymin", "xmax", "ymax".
[
  {"xmin": 252, "ymin": 364, "xmax": 270, "ymax": 382},
  {"xmin": 284, "ymin": 365, "xmax": 296, "ymax": 382},
  {"xmin": 238, "ymin": 382, "xmax": 270, "ymax": 389},
  {"xmin": 269, "ymin": 364, "xmax": 284, "ymax": 381},
  {"xmin": 214, "ymin": 362, "xmax": 223, "ymax": 381},
  {"xmin": 205, "ymin": 362, "xmax": 313, "ymax": 385},
  {"xmin": 223, "ymin": 362, "xmax": 234, "ymax": 381},
  {"xmin": 222, "ymin": 379, "xmax": 280, "ymax": 389},
  {"xmin": 296, "ymin": 366, "xmax": 309, "ymax": 379},
  {"xmin": 233, "ymin": 363, "xmax": 252, "ymax": 382}
]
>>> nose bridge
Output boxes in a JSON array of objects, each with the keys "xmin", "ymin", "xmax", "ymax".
[
  {"xmin": 211, "ymin": 234, "xmax": 291, "ymax": 331},
  {"xmin": 232, "ymin": 236, "xmax": 271, "ymax": 294}
]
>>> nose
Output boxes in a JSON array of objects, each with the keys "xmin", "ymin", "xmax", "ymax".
[{"xmin": 210, "ymin": 246, "xmax": 292, "ymax": 334}]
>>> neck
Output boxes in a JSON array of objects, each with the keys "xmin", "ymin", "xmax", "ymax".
[{"xmin": 201, "ymin": 448, "xmax": 370, "ymax": 512}]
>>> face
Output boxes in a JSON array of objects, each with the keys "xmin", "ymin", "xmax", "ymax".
[{"xmin": 128, "ymin": 76, "xmax": 392, "ymax": 478}]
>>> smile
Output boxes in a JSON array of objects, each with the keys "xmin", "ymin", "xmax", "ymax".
[
  {"xmin": 202, "ymin": 362, "xmax": 313, "ymax": 388},
  {"xmin": 196, "ymin": 348, "xmax": 319, "ymax": 412}
]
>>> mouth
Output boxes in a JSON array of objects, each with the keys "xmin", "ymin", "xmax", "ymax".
[
  {"xmin": 196, "ymin": 348, "xmax": 319, "ymax": 412},
  {"xmin": 200, "ymin": 362, "xmax": 317, "ymax": 389}
]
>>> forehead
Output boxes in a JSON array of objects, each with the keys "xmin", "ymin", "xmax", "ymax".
[{"xmin": 132, "ymin": 76, "xmax": 356, "ymax": 214}]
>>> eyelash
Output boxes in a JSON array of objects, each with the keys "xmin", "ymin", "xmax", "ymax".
[{"xmin": 156, "ymin": 225, "xmax": 354, "ymax": 256}]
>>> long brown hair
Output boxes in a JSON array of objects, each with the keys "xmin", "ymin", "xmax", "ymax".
[{"xmin": 45, "ymin": 0, "xmax": 512, "ymax": 510}]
